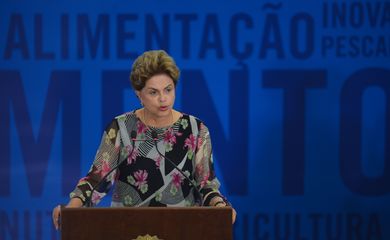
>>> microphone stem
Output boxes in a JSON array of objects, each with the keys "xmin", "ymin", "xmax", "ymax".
[
  {"xmin": 152, "ymin": 140, "xmax": 203, "ymax": 206},
  {"xmin": 85, "ymin": 133, "xmax": 137, "ymax": 207}
]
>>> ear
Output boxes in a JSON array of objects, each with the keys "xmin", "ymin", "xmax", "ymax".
[{"xmin": 135, "ymin": 91, "xmax": 141, "ymax": 99}]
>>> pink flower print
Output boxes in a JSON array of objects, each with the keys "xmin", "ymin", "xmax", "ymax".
[
  {"xmin": 184, "ymin": 134, "xmax": 197, "ymax": 151},
  {"xmin": 91, "ymin": 191, "xmax": 104, "ymax": 204},
  {"xmin": 195, "ymin": 162, "xmax": 210, "ymax": 187},
  {"xmin": 195, "ymin": 164, "xmax": 204, "ymax": 176},
  {"xmin": 127, "ymin": 148, "xmax": 138, "ymax": 165},
  {"xmin": 197, "ymin": 136, "xmax": 203, "ymax": 149},
  {"xmin": 77, "ymin": 176, "xmax": 90, "ymax": 185},
  {"xmin": 163, "ymin": 128, "xmax": 177, "ymax": 145},
  {"xmin": 134, "ymin": 170, "xmax": 148, "ymax": 189},
  {"xmin": 171, "ymin": 172, "xmax": 183, "ymax": 188},
  {"xmin": 100, "ymin": 160, "xmax": 111, "ymax": 177},
  {"xmin": 176, "ymin": 131, "xmax": 183, "ymax": 137},
  {"xmin": 154, "ymin": 155, "xmax": 162, "ymax": 168},
  {"xmin": 137, "ymin": 121, "xmax": 147, "ymax": 135},
  {"xmin": 115, "ymin": 146, "xmax": 120, "ymax": 154},
  {"xmin": 200, "ymin": 173, "xmax": 210, "ymax": 188}
]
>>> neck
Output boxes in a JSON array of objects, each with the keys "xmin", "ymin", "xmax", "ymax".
[{"xmin": 143, "ymin": 109, "xmax": 174, "ymax": 128}]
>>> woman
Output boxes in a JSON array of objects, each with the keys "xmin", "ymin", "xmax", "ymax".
[{"xmin": 52, "ymin": 50, "xmax": 236, "ymax": 229}]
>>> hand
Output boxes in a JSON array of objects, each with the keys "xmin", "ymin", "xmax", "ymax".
[
  {"xmin": 210, "ymin": 197, "xmax": 237, "ymax": 224},
  {"xmin": 52, "ymin": 205, "xmax": 61, "ymax": 230},
  {"xmin": 52, "ymin": 198, "xmax": 83, "ymax": 230},
  {"xmin": 231, "ymin": 207, "xmax": 237, "ymax": 224},
  {"xmin": 214, "ymin": 203, "xmax": 237, "ymax": 223}
]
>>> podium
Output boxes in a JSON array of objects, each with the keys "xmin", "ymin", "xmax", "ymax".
[{"xmin": 60, "ymin": 207, "xmax": 233, "ymax": 240}]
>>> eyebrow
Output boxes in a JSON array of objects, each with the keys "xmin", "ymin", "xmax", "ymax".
[{"xmin": 146, "ymin": 84, "xmax": 173, "ymax": 91}]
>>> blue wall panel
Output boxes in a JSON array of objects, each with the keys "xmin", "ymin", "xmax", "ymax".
[{"xmin": 0, "ymin": 0, "xmax": 389, "ymax": 239}]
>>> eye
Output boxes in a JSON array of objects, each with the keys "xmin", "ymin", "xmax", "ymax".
[{"xmin": 149, "ymin": 90, "xmax": 157, "ymax": 95}]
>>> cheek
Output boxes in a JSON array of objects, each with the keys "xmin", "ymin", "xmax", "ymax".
[
  {"xmin": 141, "ymin": 96, "xmax": 155, "ymax": 106},
  {"xmin": 170, "ymin": 93, "xmax": 176, "ymax": 103}
]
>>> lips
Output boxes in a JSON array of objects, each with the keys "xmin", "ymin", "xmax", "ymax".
[{"xmin": 159, "ymin": 106, "xmax": 168, "ymax": 111}]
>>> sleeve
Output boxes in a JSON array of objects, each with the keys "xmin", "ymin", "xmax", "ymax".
[
  {"xmin": 69, "ymin": 119, "xmax": 121, "ymax": 206},
  {"xmin": 194, "ymin": 122, "xmax": 231, "ymax": 206}
]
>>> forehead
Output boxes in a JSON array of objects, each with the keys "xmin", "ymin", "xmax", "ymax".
[{"xmin": 144, "ymin": 73, "xmax": 174, "ymax": 89}]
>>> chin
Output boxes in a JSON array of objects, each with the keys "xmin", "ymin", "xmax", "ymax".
[
  {"xmin": 160, "ymin": 110, "xmax": 171, "ymax": 116},
  {"xmin": 152, "ymin": 109, "xmax": 169, "ymax": 117}
]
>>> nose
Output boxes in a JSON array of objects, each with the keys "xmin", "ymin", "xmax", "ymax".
[{"xmin": 159, "ymin": 94, "xmax": 167, "ymax": 103}]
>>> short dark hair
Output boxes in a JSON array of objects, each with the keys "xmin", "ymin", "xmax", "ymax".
[{"xmin": 130, "ymin": 50, "xmax": 180, "ymax": 91}]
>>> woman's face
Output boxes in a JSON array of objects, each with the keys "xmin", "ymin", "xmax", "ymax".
[{"xmin": 137, "ymin": 73, "xmax": 176, "ymax": 120}]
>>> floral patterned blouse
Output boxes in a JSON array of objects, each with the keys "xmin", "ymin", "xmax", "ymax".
[{"xmin": 70, "ymin": 111, "xmax": 229, "ymax": 207}]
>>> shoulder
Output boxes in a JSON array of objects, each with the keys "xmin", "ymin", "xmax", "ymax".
[
  {"xmin": 104, "ymin": 111, "xmax": 137, "ymax": 132},
  {"xmin": 115, "ymin": 111, "xmax": 137, "ymax": 121},
  {"xmin": 181, "ymin": 112, "xmax": 201, "ymax": 124},
  {"xmin": 181, "ymin": 113, "xmax": 209, "ymax": 132}
]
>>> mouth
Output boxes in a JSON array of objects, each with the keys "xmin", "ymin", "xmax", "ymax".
[{"xmin": 159, "ymin": 106, "xmax": 169, "ymax": 111}]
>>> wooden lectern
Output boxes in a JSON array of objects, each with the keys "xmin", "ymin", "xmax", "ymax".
[{"xmin": 60, "ymin": 207, "xmax": 233, "ymax": 240}]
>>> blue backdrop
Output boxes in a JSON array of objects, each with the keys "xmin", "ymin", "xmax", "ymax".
[{"xmin": 0, "ymin": 0, "xmax": 389, "ymax": 239}]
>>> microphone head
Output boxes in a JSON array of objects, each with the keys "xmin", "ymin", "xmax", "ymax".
[{"xmin": 151, "ymin": 130, "xmax": 158, "ymax": 140}]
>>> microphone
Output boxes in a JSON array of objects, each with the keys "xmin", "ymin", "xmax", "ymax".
[
  {"xmin": 85, "ymin": 130, "xmax": 137, "ymax": 207},
  {"xmin": 151, "ymin": 130, "xmax": 203, "ymax": 206}
]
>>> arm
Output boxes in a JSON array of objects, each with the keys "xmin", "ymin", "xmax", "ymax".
[
  {"xmin": 194, "ymin": 123, "xmax": 236, "ymax": 223},
  {"xmin": 69, "ymin": 120, "xmax": 121, "ymax": 206},
  {"xmin": 52, "ymin": 119, "xmax": 121, "ymax": 230},
  {"xmin": 194, "ymin": 123, "xmax": 230, "ymax": 206}
]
